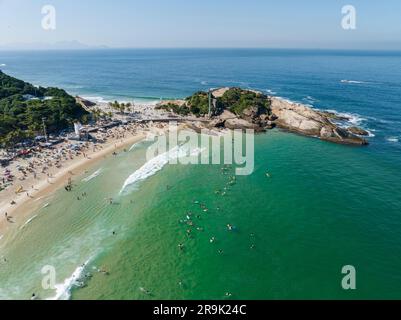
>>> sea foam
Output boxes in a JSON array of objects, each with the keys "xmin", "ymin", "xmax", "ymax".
[
  {"xmin": 386, "ymin": 137, "xmax": 399, "ymax": 143},
  {"xmin": 120, "ymin": 146, "xmax": 204, "ymax": 194},
  {"xmin": 47, "ymin": 259, "xmax": 91, "ymax": 300},
  {"xmin": 19, "ymin": 215, "xmax": 38, "ymax": 230},
  {"xmin": 82, "ymin": 168, "xmax": 102, "ymax": 182},
  {"xmin": 340, "ymin": 80, "xmax": 367, "ymax": 84}
]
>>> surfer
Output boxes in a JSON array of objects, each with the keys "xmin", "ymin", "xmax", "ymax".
[{"xmin": 178, "ymin": 243, "xmax": 184, "ymax": 251}]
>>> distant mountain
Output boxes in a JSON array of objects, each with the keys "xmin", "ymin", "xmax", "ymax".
[
  {"xmin": 0, "ymin": 41, "xmax": 109, "ymax": 51},
  {"xmin": 0, "ymin": 71, "xmax": 88, "ymax": 146}
]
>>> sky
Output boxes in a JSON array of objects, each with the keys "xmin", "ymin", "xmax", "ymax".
[{"xmin": 0, "ymin": 0, "xmax": 401, "ymax": 50}]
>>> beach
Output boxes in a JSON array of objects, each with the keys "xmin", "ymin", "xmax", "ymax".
[
  {"xmin": 0, "ymin": 103, "xmax": 171, "ymax": 236},
  {"xmin": 1, "ymin": 49, "xmax": 401, "ymax": 300}
]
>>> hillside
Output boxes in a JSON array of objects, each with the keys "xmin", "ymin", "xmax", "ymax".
[
  {"xmin": 156, "ymin": 87, "xmax": 272, "ymax": 118},
  {"xmin": 0, "ymin": 71, "xmax": 88, "ymax": 146}
]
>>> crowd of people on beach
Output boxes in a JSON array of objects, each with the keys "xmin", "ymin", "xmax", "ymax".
[{"xmin": 0, "ymin": 117, "xmax": 167, "ymax": 222}]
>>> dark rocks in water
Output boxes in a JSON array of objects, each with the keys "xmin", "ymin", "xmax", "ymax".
[
  {"xmin": 347, "ymin": 126, "xmax": 370, "ymax": 136},
  {"xmin": 320, "ymin": 111, "xmax": 350, "ymax": 121},
  {"xmin": 320, "ymin": 126, "xmax": 368, "ymax": 145}
]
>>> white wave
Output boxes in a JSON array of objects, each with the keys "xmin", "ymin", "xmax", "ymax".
[
  {"xmin": 81, "ymin": 96, "xmax": 110, "ymax": 104},
  {"xmin": 303, "ymin": 95, "xmax": 317, "ymax": 103},
  {"xmin": 47, "ymin": 259, "xmax": 91, "ymax": 300},
  {"xmin": 340, "ymin": 80, "xmax": 367, "ymax": 84},
  {"xmin": 324, "ymin": 109, "xmax": 367, "ymax": 126},
  {"xmin": 201, "ymin": 81, "xmax": 208, "ymax": 85},
  {"xmin": 365, "ymin": 130, "xmax": 376, "ymax": 138},
  {"xmin": 0, "ymin": 63, "xmax": 6, "ymax": 67},
  {"xmin": 82, "ymin": 168, "xmax": 102, "ymax": 182},
  {"xmin": 266, "ymin": 89, "xmax": 277, "ymax": 95},
  {"xmin": 386, "ymin": 137, "xmax": 399, "ymax": 143},
  {"xmin": 128, "ymin": 141, "xmax": 143, "ymax": 152},
  {"xmin": 19, "ymin": 215, "xmax": 38, "ymax": 230},
  {"xmin": 120, "ymin": 146, "xmax": 204, "ymax": 194}
]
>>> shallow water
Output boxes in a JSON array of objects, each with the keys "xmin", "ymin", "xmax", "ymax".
[{"xmin": 0, "ymin": 49, "xmax": 401, "ymax": 299}]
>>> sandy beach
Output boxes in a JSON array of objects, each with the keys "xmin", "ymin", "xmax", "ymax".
[{"xmin": 0, "ymin": 102, "xmax": 171, "ymax": 237}]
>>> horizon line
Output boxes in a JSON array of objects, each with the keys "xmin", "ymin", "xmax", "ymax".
[{"xmin": 1, "ymin": 47, "xmax": 401, "ymax": 52}]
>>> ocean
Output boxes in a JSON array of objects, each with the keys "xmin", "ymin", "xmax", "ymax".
[{"xmin": 0, "ymin": 49, "xmax": 401, "ymax": 299}]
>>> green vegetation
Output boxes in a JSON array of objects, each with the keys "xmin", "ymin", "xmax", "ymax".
[
  {"xmin": 0, "ymin": 70, "xmax": 88, "ymax": 147},
  {"xmin": 185, "ymin": 91, "xmax": 210, "ymax": 116},
  {"xmin": 155, "ymin": 102, "xmax": 190, "ymax": 116},
  {"xmin": 158, "ymin": 88, "xmax": 271, "ymax": 117},
  {"xmin": 108, "ymin": 101, "xmax": 132, "ymax": 114},
  {"xmin": 219, "ymin": 88, "xmax": 270, "ymax": 116}
]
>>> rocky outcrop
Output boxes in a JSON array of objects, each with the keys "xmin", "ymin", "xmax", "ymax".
[
  {"xmin": 76, "ymin": 96, "xmax": 96, "ymax": 108},
  {"xmin": 224, "ymin": 118, "xmax": 260, "ymax": 130},
  {"xmin": 270, "ymin": 97, "xmax": 368, "ymax": 145},
  {"xmin": 347, "ymin": 126, "xmax": 369, "ymax": 136},
  {"xmin": 162, "ymin": 87, "xmax": 369, "ymax": 146}
]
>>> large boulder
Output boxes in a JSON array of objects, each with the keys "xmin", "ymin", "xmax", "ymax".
[
  {"xmin": 270, "ymin": 97, "xmax": 368, "ymax": 145},
  {"xmin": 347, "ymin": 126, "xmax": 369, "ymax": 136},
  {"xmin": 224, "ymin": 118, "xmax": 259, "ymax": 130}
]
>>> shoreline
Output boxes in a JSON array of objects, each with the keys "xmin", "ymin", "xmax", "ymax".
[{"xmin": 0, "ymin": 132, "xmax": 146, "ymax": 238}]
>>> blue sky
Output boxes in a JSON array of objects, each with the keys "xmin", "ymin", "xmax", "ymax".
[{"xmin": 0, "ymin": 0, "xmax": 400, "ymax": 49}]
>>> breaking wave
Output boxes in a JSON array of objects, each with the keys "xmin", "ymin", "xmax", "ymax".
[
  {"xmin": 82, "ymin": 168, "xmax": 102, "ymax": 182},
  {"xmin": 47, "ymin": 259, "xmax": 91, "ymax": 300},
  {"xmin": 120, "ymin": 146, "xmax": 204, "ymax": 194}
]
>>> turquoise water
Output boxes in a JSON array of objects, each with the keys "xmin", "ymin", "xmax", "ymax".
[{"xmin": 0, "ymin": 49, "xmax": 401, "ymax": 299}]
